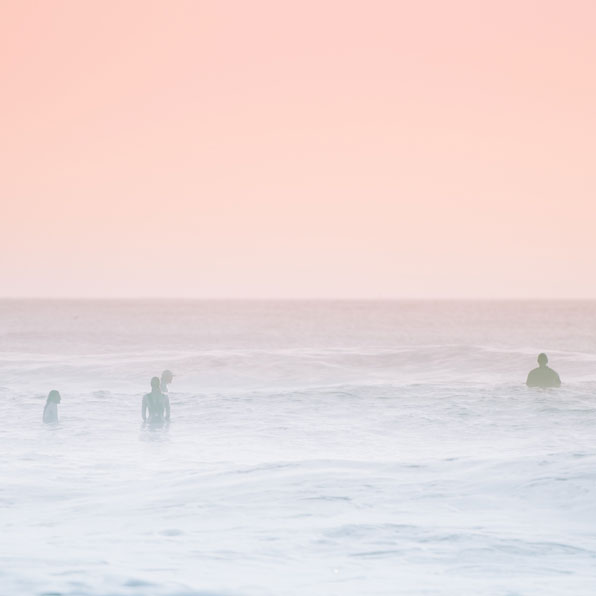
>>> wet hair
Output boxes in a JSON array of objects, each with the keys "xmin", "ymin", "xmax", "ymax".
[
  {"xmin": 161, "ymin": 370, "xmax": 173, "ymax": 383},
  {"xmin": 150, "ymin": 376, "xmax": 161, "ymax": 390},
  {"xmin": 46, "ymin": 390, "xmax": 61, "ymax": 404},
  {"xmin": 537, "ymin": 353, "xmax": 548, "ymax": 366}
]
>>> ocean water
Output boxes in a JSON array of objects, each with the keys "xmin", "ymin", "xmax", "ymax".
[{"xmin": 1, "ymin": 300, "xmax": 596, "ymax": 595}]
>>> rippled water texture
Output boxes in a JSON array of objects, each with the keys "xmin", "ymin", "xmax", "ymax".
[{"xmin": 1, "ymin": 300, "xmax": 596, "ymax": 595}]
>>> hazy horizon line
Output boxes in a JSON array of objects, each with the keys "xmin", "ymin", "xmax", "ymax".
[{"xmin": 2, "ymin": 296, "xmax": 596, "ymax": 302}]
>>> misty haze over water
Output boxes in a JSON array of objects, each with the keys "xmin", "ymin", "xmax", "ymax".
[{"xmin": 1, "ymin": 300, "xmax": 596, "ymax": 595}]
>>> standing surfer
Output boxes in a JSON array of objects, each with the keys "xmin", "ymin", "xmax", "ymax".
[{"xmin": 142, "ymin": 377, "xmax": 169, "ymax": 423}]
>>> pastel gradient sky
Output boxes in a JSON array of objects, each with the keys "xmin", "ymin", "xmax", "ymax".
[{"xmin": 1, "ymin": 1, "xmax": 595, "ymax": 298}]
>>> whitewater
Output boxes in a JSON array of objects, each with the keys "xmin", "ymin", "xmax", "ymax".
[{"xmin": 1, "ymin": 300, "xmax": 595, "ymax": 595}]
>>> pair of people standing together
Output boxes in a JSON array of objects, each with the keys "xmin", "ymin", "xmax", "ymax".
[{"xmin": 142, "ymin": 369, "xmax": 174, "ymax": 424}]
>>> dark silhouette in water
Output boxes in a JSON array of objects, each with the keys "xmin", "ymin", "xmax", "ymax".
[
  {"xmin": 142, "ymin": 377, "xmax": 170, "ymax": 423},
  {"xmin": 43, "ymin": 390, "xmax": 61, "ymax": 423},
  {"xmin": 526, "ymin": 353, "xmax": 561, "ymax": 388}
]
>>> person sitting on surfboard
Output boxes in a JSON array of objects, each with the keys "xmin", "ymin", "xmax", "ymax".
[
  {"xmin": 43, "ymin": 390, "xmax": 61, "ymax": 424},
  {"xmin": 142, "ymin": 377, "xmax": 170, "ymax": 423},
  {"xmin": 526, "ymin": 353, "xmax": 561, "ymax": 388}
]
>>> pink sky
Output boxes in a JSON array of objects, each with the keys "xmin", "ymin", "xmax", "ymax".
[{"xmin": 1, "ymin": 1, "xmax": 595, "ymax": 298}]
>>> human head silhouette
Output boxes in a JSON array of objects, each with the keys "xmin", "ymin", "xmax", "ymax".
[
  {"xmin": 537, "ymin": 353, "xmax": 548, "ymax": 367},
  {"xmin": 47, "ymin": 389, "xmax": 61, "ymax": 404},
  {"xmin": 150, "ymin": 376, "xmax": 160, "ymax": 391},
  {"xmin": 161, "ymin": 370, "xmax": 173, "ymax": 384}
]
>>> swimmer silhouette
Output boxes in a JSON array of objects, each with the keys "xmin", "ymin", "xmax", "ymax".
[
  {"xmin": 160, "ymin": 369, "xmax": 173, "ymax": 415},
  {"xmin": 43, "ymin": 390, "xmax": 61, "ymax": 423},
  {"xmin": 526, "ymin": 353, "xmax": 561, "ymax": 388},
  {"xmin": 142, "ymin": 377, "xmax": 170, "ymax": 423}
]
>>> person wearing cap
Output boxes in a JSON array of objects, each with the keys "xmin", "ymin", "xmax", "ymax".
[{"xmin": 526, "ymin": 353, "xmax": 561, "ymax": 388}]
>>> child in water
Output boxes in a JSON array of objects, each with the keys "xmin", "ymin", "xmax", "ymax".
[
  {"xmin": 160, "ymin": 369, "xmax": 173, "ymax": 396},
  {"xmin": 43, "ymin": 390, "xmax": 61, "ymax": 424},
  {"xmin": 160, "ymin": 369, "xmax": 173, "ymax": 418}
]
